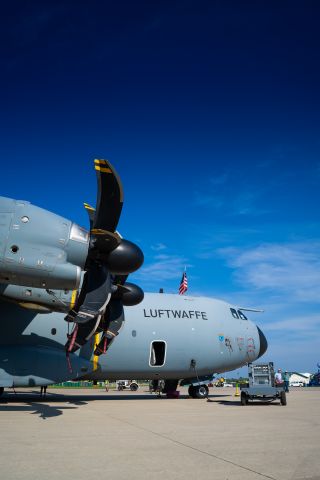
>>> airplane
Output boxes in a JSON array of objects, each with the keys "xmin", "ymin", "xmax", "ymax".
[{"xmin": 0, "ymin": 159, "xmax": 267, "ymax": 399}]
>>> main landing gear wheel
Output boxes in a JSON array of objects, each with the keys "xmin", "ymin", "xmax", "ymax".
[
  {"xmin": 188, "ymin": 384, "xmax": 209, "ymax": 399},
  {"xmin": 241, "ymin": 392, "xmax": 248, "ymax": 405},
  {"xmin": 130, "ymin": 383, "xmax": 138, "ymax": 391},
  {"xmin": 280, "ymin": 391, "xmax": 287, "ymax": 406},
  {"xmin": 188, "ymin": 385, "xmax": 195, "ymax": 397}
]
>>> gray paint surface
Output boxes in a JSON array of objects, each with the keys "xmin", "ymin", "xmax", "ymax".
[{"xmin": 0, "ymin": 292, "xmax": 262, "ymax": 386}]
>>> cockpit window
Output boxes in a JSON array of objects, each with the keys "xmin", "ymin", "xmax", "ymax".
[
  {"xmin": 238, "ymin": 310, "xmax": 248, "ymax": 320},
  {"xmin": 230, "ymin": 308, "xmax": 248, "ymax": 320},
  {"xmin": 230, "ymin": 308, "xmax": 239, "ymax": 319}
]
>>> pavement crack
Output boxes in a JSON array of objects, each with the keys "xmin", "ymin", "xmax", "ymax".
[{"xmin": 108, "ymin": 415, "xmax": 278, "ymax": 480}]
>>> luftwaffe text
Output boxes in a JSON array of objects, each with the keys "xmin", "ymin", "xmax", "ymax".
[{"xmin": 143, "ymin": 309, "xmax": 208, "ymax": 320}]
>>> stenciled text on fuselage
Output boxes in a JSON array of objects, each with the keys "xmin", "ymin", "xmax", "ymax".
[{"xmin": 143, "ymin": 309, "xmax": 208, "ymax": 320}]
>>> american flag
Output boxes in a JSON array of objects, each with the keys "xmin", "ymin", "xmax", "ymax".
[{"xmin": 179, "ymin": 270, "xmax": 188, "ymax": 295}]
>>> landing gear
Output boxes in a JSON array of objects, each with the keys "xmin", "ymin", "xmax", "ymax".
[
  {"xmin": 280, "ymin": 391, "xmax": 287, "ymax": 406},
  {"xmin": 0, "ymin": 387, "xmax": 4, "ymax": 397},
  {"xmin": 188, "ymin": 385, "xmax": 194, "ymax": 397},
  {"xmin": 241, "ymin": 392, "xmax": 248, "ymax": 405},
  {"xmin": 188, "ymin": 384, "xmax": 209, "ymax": 398},
  {"xmin": 163, "ymin": 379, "xmax": 179, "ymax": 394}
]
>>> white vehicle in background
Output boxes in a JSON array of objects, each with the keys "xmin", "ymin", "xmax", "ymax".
[
  {"xmin": 116, "ymin": 380, "xmax": 139, "ymax": 391},
  {"xmin": 223, "ymin": 383, "xmax": 234, "ymax": 387},
  {"xmin": 290, "ymin": 381, "xmax": 304, "ymax": 387}
]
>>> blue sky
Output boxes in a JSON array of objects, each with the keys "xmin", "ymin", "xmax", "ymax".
[{"xmin": 1, "ymin": 1, "xmax": 319, "ymax": 373}]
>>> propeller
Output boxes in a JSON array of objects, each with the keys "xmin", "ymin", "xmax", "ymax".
[
  {"xmin": 65, "ymin": 159, "xmax": 144, "ymax": 353},
  {"xmin": 93, "ymin": 276, "xmax": 144, "ymax": 356}
]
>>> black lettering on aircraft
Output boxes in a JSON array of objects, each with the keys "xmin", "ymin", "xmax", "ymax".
[{"xmin": 143, "ymin": 309, "xmax": 208, "ymax": 320}]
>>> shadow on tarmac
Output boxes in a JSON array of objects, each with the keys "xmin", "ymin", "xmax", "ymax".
[
  {"xmin": 214, "ymin": 399, "xmax": 281, "ymax": 406},
  {"xmin": 0, "ymin": 401, "xmax": 78, "ymax": 419},
  {"xmin": 0, "ymin": 390, "xmax": 236, "ymax": 418}
]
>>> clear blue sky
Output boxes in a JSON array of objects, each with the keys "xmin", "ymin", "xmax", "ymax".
[{"xmin": 1, "ymin": 1, "xmax": 319, "ymax": 373}]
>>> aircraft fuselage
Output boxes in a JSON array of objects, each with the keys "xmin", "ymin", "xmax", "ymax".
[{"xmin": 0, "ymin": 293, "xmax": 266, "ymax": 387}]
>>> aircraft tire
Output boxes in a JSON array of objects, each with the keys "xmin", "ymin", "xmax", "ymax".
[
  {"xmin": 193, "ymin": 385, "xmax": 209, "ymax": 399},
  {"xmin": 0, "ymin": 387, "xmax": 4, "ymax": 397},
  {"xmin": 188, "ymin": 385, "xmax": 195, "ymax": 397},
  {"xmin": 241, "ymin": 392, "xmax": 248, "ymax": 405},
  {"xmin": 280, "ymin": 391, "xmax": 287, "ymax": 406},
  {"xmin": 130, "ymin": 383, "xmax": 139, "ymax": 391}
]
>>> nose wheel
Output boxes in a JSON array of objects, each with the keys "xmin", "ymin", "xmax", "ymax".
[
  {"xmin": 241, "ymin": 392, "xmax": 248, "ymax": 405},
  {"xmin": 188, "ymin": 384, "xmax": 209, "ymax": 398},
  {"xmin": 280, "ymin": 391, "xmax": 287, "ymax": 405}
]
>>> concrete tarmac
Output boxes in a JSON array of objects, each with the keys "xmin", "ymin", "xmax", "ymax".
[{"xmin": 0, "ymin": 387, "xmax": 319, "ymax": 480}]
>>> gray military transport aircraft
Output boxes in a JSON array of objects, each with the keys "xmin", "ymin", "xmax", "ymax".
[{"xmin": 0, "ymin": 159, "xmax": 267, "ymax": 398}]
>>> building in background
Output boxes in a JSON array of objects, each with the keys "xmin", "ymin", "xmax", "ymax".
[{"xmin": 289, "ymin": 372, "xmax": 311, "ymax": 386}]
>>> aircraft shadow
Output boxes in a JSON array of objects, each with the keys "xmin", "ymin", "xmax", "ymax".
[
  {"xmin": 0, "ymin": 390, "xmax": 192, "ymax": 417},
  {"xmin": 0, "ymin": 400, "xmax": 78, "ymax": 419},
  {"xmin": 0, "ymin": 391, "xmax": 244, "ymax": 418},
  {"xmin": 0, "ymin": 391, "xmax": 90, "ymax": 418},
  {"xmin": 1, "ymin": 391, "xmax": 191, "ymax": 402}
]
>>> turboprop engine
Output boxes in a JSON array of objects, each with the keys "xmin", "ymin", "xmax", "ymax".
[{"xmin": 0, "ymin": 159, "xmax": 144, "ymax": 353}]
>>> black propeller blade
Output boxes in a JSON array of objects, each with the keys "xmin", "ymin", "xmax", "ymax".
[
  {"xmin": 93, "ymin": 159, "xmax": 123, "ymax": 232},
  {"xmin": 65, "ymin": 263, "xmax": 111, "ymax": 324},
  {"xmin": 65, "ymin": 159, "xmax": 143, "ymax": 354},
  {"xmin": 83, "ymin": 203, "xmax": 94, "ymax": 230},
  {"xmin": 89, "ymin": 159, "xmax": 123, "ymax": 256},
  {"xmin": 93, "ymin": 299, "xmax": 125, "ymax": 356}
]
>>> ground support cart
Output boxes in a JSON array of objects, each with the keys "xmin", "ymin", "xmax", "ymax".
[{"xmin": 240, "ymin": 362, "xmax": 287, "ymax": 406}]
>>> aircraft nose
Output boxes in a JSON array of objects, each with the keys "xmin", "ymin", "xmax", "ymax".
[{"xmin": 257, "ymin": 326, "xmax": 268, "ymax": 358}]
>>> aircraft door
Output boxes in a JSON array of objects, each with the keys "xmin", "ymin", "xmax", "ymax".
[{"xmin": 149, "ymin": 340, "xmax": 166, "ymax": 367}]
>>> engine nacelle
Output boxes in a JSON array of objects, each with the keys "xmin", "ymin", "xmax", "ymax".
[
  {"xmin": 0, "ymin": 283, "xmax": 77, "ymax": 313},
  {"xmin": 0, "ymin": 197, "xmax": 89, "ymax": 290}
]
